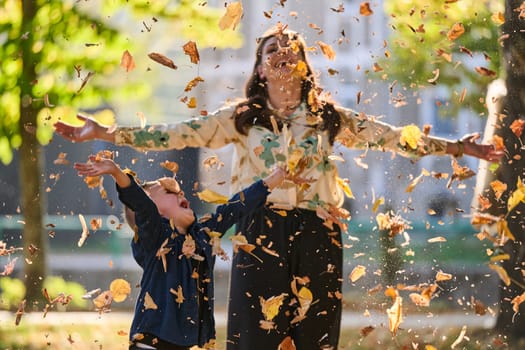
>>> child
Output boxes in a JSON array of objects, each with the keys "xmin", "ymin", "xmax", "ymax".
[{"xmin": 74, "ymin": 155, "xmax": 285, "ymax": 350}]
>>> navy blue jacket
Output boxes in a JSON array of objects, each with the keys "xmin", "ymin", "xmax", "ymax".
[{"xmin": 117, "ymin": 177, "xmax": 270, "ymax": 347}]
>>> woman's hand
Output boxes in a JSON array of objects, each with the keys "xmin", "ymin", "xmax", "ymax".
[
  {"xmin": 54, "ymin": 114, "xmax": 115, "ymax": 143},
  {"xmin": 460, "ymin": 133, "xmax": 504, "ymax": 162}
]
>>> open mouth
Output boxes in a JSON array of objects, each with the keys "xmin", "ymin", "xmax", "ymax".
[{"xmin": 180, "ymin": 199, "xmax": 189, "ymax": 209}]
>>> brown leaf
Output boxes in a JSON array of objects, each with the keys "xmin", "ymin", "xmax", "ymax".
[
  {"xmin": 475, "ymin": 66, "xmax": 497, "ymax": 77},
  {"xmin": 148, "ymin": 52, "xmax": 177, "ymax": 70},
  {"xmin": 183, "ymin": 41, "xmax": 200, "ymax": 64}
]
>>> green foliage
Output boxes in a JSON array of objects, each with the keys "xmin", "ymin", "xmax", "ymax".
[
  {"xmin": 43, "ymin": 276, "xmax": 88, "ymax": 310},
  {"xmin": 379, "ymin": 0, "xmax": 503, "ymax": 116},
  {"xmin": 0, "ymin": 277, "xmax": 26, "ymax": 310},
  {"xmin": 0, "ymin": 0, "xmax": 242, "ymax": 165}
]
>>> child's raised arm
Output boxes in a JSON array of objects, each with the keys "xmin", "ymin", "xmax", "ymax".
[
  {"xmin": 74, "ymin": 156, "xmax": 131, "ymax": 188},
  {"xmin": 262, "ymin": 166, "xmax": 286, "ymax": 190}
]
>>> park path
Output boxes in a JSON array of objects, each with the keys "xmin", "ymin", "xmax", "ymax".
[{"xmin": 0, "ymin": 309, "xmax": 496, "ymax": 330}]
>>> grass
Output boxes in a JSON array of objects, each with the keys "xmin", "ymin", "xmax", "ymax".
[{"xmin": 0, "ymin": 310, "xmax": 518, "ymax": 350}]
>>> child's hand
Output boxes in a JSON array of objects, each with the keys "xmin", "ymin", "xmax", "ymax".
[{"xmin": 74, "ymin": 156, "xmax": 120, "ymax": 177}]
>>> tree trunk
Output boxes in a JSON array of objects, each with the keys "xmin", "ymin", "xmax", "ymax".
[
  {"xmin": 492, "ymin": 0, "xmax": 525, "ymax": 338},
  {"xmin": 20, "ymin": 0, "xmax": 47, "ymax": 309}
]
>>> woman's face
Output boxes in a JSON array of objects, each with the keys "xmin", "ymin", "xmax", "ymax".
[{"xmin": 258, "ymin": 34, "xmax": 304, "ymax": 83}]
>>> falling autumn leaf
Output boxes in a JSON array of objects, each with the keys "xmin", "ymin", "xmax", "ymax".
[
  {"xmin": 511, "ymin": 291, "xmax": 525, "ymax": 313},
  {"xmin": 77, "ymin": 214, "xmax": 89, "ymax": 247},
  {"xmin": 349, "ymin": 265, "xmax": 366, "ymax": 282},
  {"xmin": 260, "ymin": 293, "xmax": 287, "ymax": 322},
  {"xmin": 278, "ymin": 336, "xmax": 296, "ymax": 350},
  {"xmin": 143, "ymin": 291, "xmax": 158, "ymax": 310},
  {"xmin": 170, "ymin": 286, "xmax": 185, "ymax": 305},
  {"xmin": 510, "ymin": 119, "xmax": 525, "ymax": 138},
  {"xmin": 399, "ymin": 124, "xmax": 422, "ymax": 149},
  {"xmin": 507, "ymin": 177, "xmax": 525, "ymax": 213},
  {"xmin": 218, "ymin": 2, "xmax": 243, "ymax": 31},
  {"xmin": 447, "ymin": 158, "xmax": 476, "ymax": 188},
  {"xmin": 110, "ymin": 278, "xmax": 131, "ymax": 303},
  {"xmin": 359, "ymin": 2, "xmax": 373, "ymax": 16},
  {"xmin": 182, "ymin": 41, "xmax": 200, "ymax": 64},
  {"xmin": 197, "ymin": 189, "xmax": 229, "ymax": 204},
  {"xmin": 491, "ymin": 11, "xmax": 505, "ymax": 25},
  {"xmin": 447, "ymin": 22, "xmax": 465, "ymax": 41},
  {"xmin": 435, "ymin": 270, "xmax": 453, "ymax": 282},
  {"xmin": 184, "ymin": 76, "xmax": 205, "ymax": 92},
  {"xmin": 475, "ymin": 66, "xmax": 497, "ymax": 77},
  {"xmin": 490, "ymin": 180, "xmax": 507, "ymax": 200},
  {"xmin": 316, "ymin": 41, "xmax": 336, "ymax": 61},
  {"xmin": 387, "ymin": 296, "xmax": 403, "ymax": 335},
  {"xmin": 120, "ymin": 50, "xmax": 136, "ymax": 72},
  {"xmin": 160, "ymin": 160, "xmax": 179, "ymax": 174},
  {"xmin": 450, "ymin": 325, "xmax": 467, "ymax": 349},
  {"xmin": 148, "ymin": 52, "xmax": 177, "ymax": 70},
  {"xmin": 53, "ymin": 152, "xmax": 69, "ymax": 165},
  {"xmin": 15, "ymin": 299, "xmax": 26, "ymax": 326}
]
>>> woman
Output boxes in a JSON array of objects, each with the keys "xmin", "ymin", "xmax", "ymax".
[{"xmin": 55, "ymin": 25, "xmax": 502, "ymax": 349}]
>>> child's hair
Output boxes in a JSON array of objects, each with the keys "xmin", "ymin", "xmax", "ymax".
[{"xmin": 122, "ymin": 181, "xmax": 157, "ymax": 233}]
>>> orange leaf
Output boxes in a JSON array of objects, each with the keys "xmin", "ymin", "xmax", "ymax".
[
  {"xmin": 359, "ymin": 2, "xmax": 373, "ymax": 16},
  {"xmin": 316, "ymin": 41, "xmax": 336, "ymax": 61},
  {"xmin": 120, "ymin": 50, "xmax": 136, "ymax": 72},
  {"xmin": 510, "ymin": 119, "xmax": 525, "ymax": 138},
  {"xmin": 447, "ymin": 22, "xmax": 465, "ymax": 41}
]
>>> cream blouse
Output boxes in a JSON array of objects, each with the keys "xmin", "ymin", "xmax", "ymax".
[{"xmin": 115, "ymin": 104, "xmax": 449, "ymax": 212}]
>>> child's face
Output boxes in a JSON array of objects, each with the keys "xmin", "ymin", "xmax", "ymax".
[{"xmin": 147, "ymin": 183, "xmax": 195, "ymax": 231}]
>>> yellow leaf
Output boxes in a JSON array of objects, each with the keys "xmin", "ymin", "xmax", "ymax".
[
  {"xmin": 337, "ymin": 177, "xmax": 354, "ymax": 199},
  {"xmin": 488, "ymin": 263, "xmax": 511, "ymax": 286},
  {"xmin": 260, "ymin": 293, "xmax": 287, "ymax": 321},
  {"xmin": 372, "ymin": 196, "xmax": 384, "ymax": 213},
  {"xmin": 187, "ymin": 97, "xmax": 197, "ymax": 109},
  {"xmin": 110, "ymin": 279, "xmax": 131, "ymax": 303},
  {"xmin": 507, "ymin": 177, "xmax": 525, "ymax": 213},
  {"xmin": 218, "ymin": 2, "xmax": 243, "ymax": 31},
  {"xmin": 491, "ymin": 12, "xmax": 505, "ymax": 25},
  {"xmin": 197, "ymin": 189, "xmax": 229, "ymax": 204},
  {"xmin": 399, "ymin": 124, "xmax": 422, "ymax": 149},
  {"xmin": 292, "ymin": 60, "xmax": 308, "ymax": 79}
]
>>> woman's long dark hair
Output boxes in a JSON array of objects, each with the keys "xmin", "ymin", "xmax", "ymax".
[{"xmin": 233, "ymin": 26, "xmax": 341, "ymax": 145}]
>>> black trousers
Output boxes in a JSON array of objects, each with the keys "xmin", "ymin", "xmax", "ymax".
[{"xmin": 226, "ymin": 206, "xmax": 342, "ymax": 350}]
